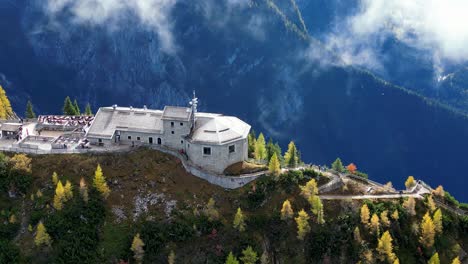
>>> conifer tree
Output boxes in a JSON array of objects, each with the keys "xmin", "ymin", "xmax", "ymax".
[
  {"xmin": 428, "ymin": 252, "xmax": 440, "ymax": 264},
  {"xmin": 247, "ymin": 131, "xmax": 256, "ymax": 158},
  {"xmin": 254, "ymin": 133, "xmax": 267, "ymax": 161},
  {"xmin": 370, "ymin": 214, "xmax": 380, "ymax": 235},
  {"xmin": 52, "ymin": 172, "xmax": 59, "ymax": 185},
  {"xmin": 168, "ymin": 250, "xmax": 175, "ymax": 264},
  {"xmin": 295, "ymin": 209, "xmax": 310, "ymax": 240},
  {"xmin": 420, "ymin": 212, "xmax": 436, "ymax": 250},
  {"xmin": 266, "ymin": 138, "xmax": 282, "ymax": 163},
  {"xmin": 284, "ymin": 141, "xmax": 299, "ymax": 168},
  {"xmin": 131, "ymin": 233, "xmax": 145, "ymax": 264},
  {"xmin": 405, "ymin": 176, "xmax": 416, "ymax": 189},
  {"xmin": 233, "ymin": 207, "xmax": 246, "ymax": 232},
  {"xmin": 53, "ymin": 181, "xmax": 65, "ymax": 210},
  {"xmin": 34, "ymin": 221, "xmax": 52, "ymax": 247},
  {"xmin": 63, "ymin": 96, "xmax": 76, "ymax": 115},
  {"xmin": 225, "ymin": 252, "xmax": 240, "ymax": 264},
  {"xmin": 376, "ymin": 231, "xmax": 396, "ymax": 263},
  {"xmin": 240, "ymin": 246, "xmax": 258, "ymax": 264},
  {"xmin": 268, "ymin": 152, "xmax": 281, "ymax": 176},
  {"xmin": 79, "ymin": 177, "xmax": 89, "ymax": 203},
  {"xmin": 427, "ymin": 195, "xmax": 437, "ymax": 212},
  {"xmin": 36, "ymin": 189, "xmax": 43, "ymax": 198},
  {"xmin": 353, "ymin": 226, "xmax": 362, "ymax": 244},
  {"xmin": 0, "ymin": 85, "xmax": 13, "ymax": 119},
  {"xmin": 433, "ymin": 185, "xmax": 445, "ymax": 198},
  {"xmin": 73, "ymin": 99, "xmax": 81, "ymax": 115},
  {"xmin": 403, "ymin": 197, "xmax": 416, "ymax": 216},
  {"xmin": 25, "ymin": 100, "xmax": 36, "ymax": 119},
  {"xmin": 64, "ymin": 180, "xmax": 73, "ymax": 200},
  {"xmin": 433, "ymin": 208, "xmax": 443, "ymax": 234},
  {"xmin": 452, "ymin": 257, "xmax": 461, "ymax": 264},
  {"xmin": 84, "ymin": 103, "xmax": 93, "ymax": 116},
  {"xmin": 309, "ymin": 195, "xmax": 322, "ymax": 216},
  {"xmin": 390, "ymin": 210, "xmax": 399, "ymax": 222},
  {"xmin": 280, "ymin": 199, "xmax": 294, "ymax": 220},
  {"xmin": 360, "ymin": 204, "xmax": 370, "ymax": 225},
  {"xmin": 380, "ymin": 210, "xmax": 390, "ymax": 227},
  {"xmin": 300, "ymin": 179, "xmax": 318, "ymax": 200},
  {"xmin": 93, "ymin": 164, "xmax": 110, "ymax": 199},
  {"xmin": 204, "ymin": 197, "xmax": 219, "ymax": 221},
  {"xmin": 331, "ymin": 158, "xmax": 344, "ymax": 172},
  {"xmin": 10, "ymin": 154, "xmax": 32, "ymax": 173}
]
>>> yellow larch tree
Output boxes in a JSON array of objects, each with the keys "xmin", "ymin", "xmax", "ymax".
[
  {"xmin": 420, "ymin": 212, "xmax": 436, "ymax": 250},
  {"xmin": 93, "ymin": 164, "xmax": 110, "ymax": 199},
  {"xmin": 403, "ymin": 197, "xmax": 416, "ymax": 216},
  {"xmin": 427, "ymin": 195, "xmax": 437, "ymax": 212},
  {"xmin": 280, "ymin": 199, "xmax": 294, "ymax": 220},
  {"xmin": 376, "ymin": 231, "xmax": 396, "ymax": 263},
  {"xmin": 433, "ymin": 208, "xmax": 443, "ymax": 235},
  {"xmin": 268, "ymin": 152, "xmax": 281, "ymax": 177},
  {"xmin": 405, "ymin": 176, "xmax": 416, "ymax": 189},
  {"xmin": 353, "ymin": 226, "xmax": 362, "ymax": 244},
  {"xmin": 295, "ymin": 209, "xmax": 310, "ymax": 240},
  {"xmin": 433, "ymin": 185, "xmax": 445, "ymax": 198},
  {"xmin": 34, "ymin": 221, "xmax": 52, "ymax": 247},
  {"xmin": 428, "ymin": 252, "xmax": 440, "ymax": 264},
  {"xmin": 300, "ymin": 179, "xmax": 318, "ymax": 200},
  {"xmin": 64, "ymin": 180, "xmax": 73, "ymax": 200},
  {"xmin": 391, "ymin": 210, "xmax": 399, "ymax": 221},
  {"xmin": 380, "ymin": 210, "xmax": 390, "ymax": 227},
  {"xmin": 370, "ymin": 214, "xmax": 380, "ymax": 235},
  {"xmin": 360, "ymin": 204, "xmax": 370, "ymax": 225},
  {"xmin": 233, "ymin": 207, "xmax": 246, "ymax": 232},
  {"xmin": 451, "ymin": 257, "xmax": 461, "ymax": 264},
  {"xmin": 204, "ymin": 197, "xmax": 220, "ymax": 221},
  {"xmin": 79, "ymin": 177, "xmax": 89, "ymax": 203},
  {"xmin": 10, "ymin": 154, "xmax": 32, "ymax": 173},
  {"xmin": 0, "ymin": 85, "xmax": 13, "ymax": 119},
  {"xmin": 53, "ymin": 181, "xmax": 65, "ymax": 210},
  {"xmin": 52, "ymin": 172, "xmax": 59, "ymax": 185},
  {"xmin": 131, "ymin": 233, "xmax": 145, "ymax": 264},
  {"xmin": 168, "ymin": 250, "xmax": 175, "ymax": 264}
]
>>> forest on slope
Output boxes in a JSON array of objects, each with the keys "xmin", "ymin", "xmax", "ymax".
[{"xmin": 0, "ymin": 149, "xmax": 466, "ymax": 263}]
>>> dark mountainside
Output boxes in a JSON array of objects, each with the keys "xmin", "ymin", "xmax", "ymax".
[{"xmin": 0, "ymin": 0, "xmax": 467, "ymax": 200}]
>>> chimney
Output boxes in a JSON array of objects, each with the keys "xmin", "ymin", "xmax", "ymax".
[{"xmin": 112, "ymin": 104, "xmax": 117, "ymax": 110}]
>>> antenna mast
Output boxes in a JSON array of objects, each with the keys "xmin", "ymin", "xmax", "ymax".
[{"xmin": 189, "ymin": 90, "xmax": 198, "ymax": 129}]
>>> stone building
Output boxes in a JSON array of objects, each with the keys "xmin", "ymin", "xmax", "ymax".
[{"xmin": 86, "ymin": 96, "xmax": 251, "ymax": 174}]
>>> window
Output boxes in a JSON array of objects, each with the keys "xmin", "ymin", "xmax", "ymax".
[
  {"xmin": 171, "ymin": 131, "xmax": 174, "ymax": 134},
  {"xmin": 180, "ymin": 122, "xmax": 183, "ymax": 126},
  {"xmin": 229, "ymin": 145, "xmax": 235, "ymax": 153},
  {"xmin": 128, "ymin": 136, "xmax": 132, "ymax": 140},
  {"xmin": 181, "ymin": 140, "xmax": 184, "ymax": 144},
  {"xmin": 98, "ymin": 139, "xmax": 102, "ymax": 143},
  {"xmin": 203, "ymin": 147, "xmax": 211, "ymax": 155},
  {"xmin": 137, "ymin": 137, "xmax": 141, "ymax": 141},
  {"xmin": 171, "ymin": 121, "xmax": 174, "ymax": 127}
]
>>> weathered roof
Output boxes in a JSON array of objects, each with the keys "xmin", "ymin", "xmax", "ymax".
[
  {"xmin": 0, "ymin": 123, "xmax": 21, "ymax": 132},
  {"xmin": 188, "ymin": 113, "xmax": 251, "ymax": 145},
  {"xmin": 162, "ymin": 106, "xmax": 191, "ymax": 121},
  {"xmin": 87, "ymin": 107, "xmax": 163, "ymax": 138}
]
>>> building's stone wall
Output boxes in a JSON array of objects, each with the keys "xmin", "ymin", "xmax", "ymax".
[
  {"xmin": 162, "ymin": 120, "xmax": 190, "ymax": 150},
  {"xmin": 118, "ymin": 131, "xmax": 163, "ymax": 146},
  {"xmin": 185, "ymin": 138, "xmax": 247, "ymax": 174}
]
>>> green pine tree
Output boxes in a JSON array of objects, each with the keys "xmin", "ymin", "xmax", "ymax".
[
  {"xmin": 63, "ymin": 96, "xmax": 75, "ymax": 115},
  {"xmin": 84, "ymin": 103, "xmax": 93, "ymax": 116},
  {"xmin": 73, "ymin": 99, "xmax": 81, "ymax": 115},
  {"xmin": 331, "ymin": 158, "xmax": 345, "ymax": 172},
  {"xmin": 25, "ymin": 100, "xmax": 36, "ymax": 119}
]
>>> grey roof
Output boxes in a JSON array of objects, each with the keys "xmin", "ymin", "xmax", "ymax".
[
  {"xmin": 87, "ymin": 107, "xmax": 163, "ymax": 138},
  {"xmin": 188, "ymin": 113, "xmax": 251, "ymax": 145},
  {"xmin": 162, "ymin": 106, "xmax": 191, "ymax": 121},
  {"xmin": 0, "ymin": 123, "xmax": 21, "ymax": 132}
]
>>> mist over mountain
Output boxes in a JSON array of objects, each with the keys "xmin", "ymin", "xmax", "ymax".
[{"xmin": 0, "ymin": 0, "xmax": 467, "ymax": 200}]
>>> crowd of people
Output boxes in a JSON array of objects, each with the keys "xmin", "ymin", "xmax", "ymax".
[{"xmin": 38, "ymin": 115, "xmax": 94, "ymax": 127}]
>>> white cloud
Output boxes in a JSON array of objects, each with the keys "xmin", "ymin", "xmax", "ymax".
[
  {"xmin": 324, "ymin": 0, "xmax": 468, "ymax": 70},
  {"xmin": 45, "ymin": 0, "xmax": 177, "ymax": 53}
]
